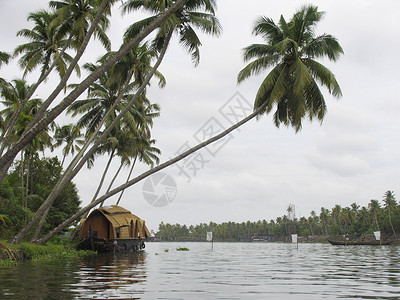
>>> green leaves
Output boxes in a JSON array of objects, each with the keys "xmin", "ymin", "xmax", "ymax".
[{"xmin": 238, "ymin": 4, "xmax": 343, "ymax": 131}]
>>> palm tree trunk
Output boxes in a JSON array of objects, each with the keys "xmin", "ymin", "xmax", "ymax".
[
  {"xmin": 388, "ymin": 207, "xmax": 397, "ymax": 237},
  {"xmin": 85, "ymin": 150, "xmax": 115, "ymax": 213},
  {"xmin": 23, "ymin": 30, "xmax": 174, "ymax": 244},
  {"xmin": 0, "ymin": 0, "xmax": 187, "ymax": 184},
  {"xmin": 116, "ymin": 156, "xmax": 137, "ymax": 205},
  {"xmin": 35, "ymin": 99, "xmax": 268, "ymax": 245},
  {"xmin": 0, "ymin": 35, "xmax": 72, "ymax": 156},
  {"xmin": 32, "ymin": 206, "xmax": 50, "ymax": 241},
  {"xmin": 100, "ymin": 159, "xmax": 125, "ymax": 207},
  {"xmin": 25, "ymin": 1, "xmax": 110, "ymax": 132}
]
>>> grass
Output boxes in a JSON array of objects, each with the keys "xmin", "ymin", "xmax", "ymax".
[{"xmin": 0, "ymin": 239, "xmax": 95, "ymax": 264}]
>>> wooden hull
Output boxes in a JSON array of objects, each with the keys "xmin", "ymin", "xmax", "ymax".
[
  {"xmin": 77, "ymin": 237, "xmax": 146, "ymax": 252},
  {"xmin": 328, "ymin": 239, "xmax": 392, "ymax": 246}
]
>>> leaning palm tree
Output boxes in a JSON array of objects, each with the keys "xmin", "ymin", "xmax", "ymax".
[
  {"xmin": 122, "ymin": 0, "xmax": 222, "ymax": 66},
  {"xmin": 49, "ymin": 0, "xmax": 112, "ymax": 51},
  {"xmin": 14, "ymin": 10, "xmax": 79, "ymax": 80},
  {"xmin": 237, "ymin": 4, "xmax": 343, "ymax": 131},
  {"xmin": 0, "ymin": 0, "xmax": 187, "ymax": 187},
  {"xmin": 35, "ymin": 5, "xmax": 344, "ymax": 246},
  {"xmin": 1, "ymin": 10, "xmax": 80, "ymax": 157}
]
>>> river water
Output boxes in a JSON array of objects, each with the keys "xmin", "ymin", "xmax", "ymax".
[{"xmin": 1, "ymin": 242, "xmax": 399, "ymax": 299}]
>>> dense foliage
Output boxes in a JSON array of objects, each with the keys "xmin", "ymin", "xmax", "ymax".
[
  {"xmin": 157, "ymin": 191, "xmax": 399, "ymax": 241},
  {"xmin": 0, "ymin": 2, "xmax": 344, "ymax": 245},
  {"xmin": 0, "ymin": 156, "xmax": 80, "ymax": 239}
]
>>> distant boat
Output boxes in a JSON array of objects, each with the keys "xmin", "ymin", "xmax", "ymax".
[
  {"xmin": 77, "ymin": 205, "xmax": 150, "ymax": 252},
  {"xmin": 328, "ymin": 239, "xmax": 393, "ymax": 246}
]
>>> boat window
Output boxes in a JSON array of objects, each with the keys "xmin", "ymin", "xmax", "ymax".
[{"xmin": 116, "ymin": 228, "xmax": 120, "ymax": 238}]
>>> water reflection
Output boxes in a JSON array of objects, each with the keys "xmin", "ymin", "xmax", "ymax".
[
  {"xmin": 1, "ymin": 243, "xmax": 400, "ymax": 299},
  {"xmin": 70, "ymin": 251, "xmax": 147, "ymax": 299}
]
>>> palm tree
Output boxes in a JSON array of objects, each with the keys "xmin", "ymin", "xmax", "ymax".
[
  {"xmin": 122, "ymin": 0, "xmax": 222, "ymax": 66},
  {"xmin": 1, "ymin": 80, "xmax": 52, "ymax": 210},
  {"xmin": 1, "ymin": 10, "xmax": 80, "ymax": 156},
  {"xmin": 14, "ymin": 10, "xmax": 78, "ymax": 80},
  {"xmin": 0, "ymin": 51, "xmax": 11, "ymax": 87},
  {"xmin": 237, "ymin": 4, "xmax": 343, "ymax": 131},
  {"xmin": 35, "ymin": 5, "xmax": 344, "ymax": 245},
  {"xmin": 383, "ymin": 190, "xmax": 397, "ymax": 237},
  {"xmin": 0, "ymin": 0, "xmax": 187, "ymax": 186},
  {"xmin": 49, "ymin": 0, "xmax": 112, "ymax": 51},
  {"xmin": 52, "ymin": 124, "xmax": 84, "ymax": 166},
  {"xmin": 7, "ymin": 0, "xmax": 189, "ymax": 245},
  {"xmin": 368, "ymin": 199, "xmax": 381, "ymax": 231},
  {"xmin": 115, "ymin": 136, "xmax": 161, "ymax": 205}
]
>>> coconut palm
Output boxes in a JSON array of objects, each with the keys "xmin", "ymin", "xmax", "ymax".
[
  {"xmin": 0, "ymin": 10, "xmax": 81, "ymax": 156},
  {"xmin": 52, "ymin": 124, "xmax": 84, "ymax": 166},
  {"xmin": 14, "ymin": 10, "xmax": 79, "ymax": 80},
  {"xmin": 49, "ymin": 0, "xmax": 112, "ymax": 51},
  {"xmin": 368, "ymin": 199, "xmax": 381, "ymax": 231},
  {"xmin": 237, "ymin": 4, "xmax": 343, "ymax": 131},
  {"xmin": 35, "ymin": 5, "xmax": 344, "ymax": 245},
  {"xmin": 0, "ymin": 51, "xmax": 11, "ymax": 87},
  {"xmin": 122, "ymin": 0, "xmax": 222, "ymax": 66},
  {"xmin": 115, "ymin": 136, "xmax": 161, "ymax": 206},
  {"xmin": 7, "ymin": 0, "xmax": 188, "ymax": 245},
  {"xmin": 0, "ymin": 0, "xmax": 186, "ymax": 187},
  {"xmin": 383, "ymin": 190, "xmax": 396, "ymax": 237}
]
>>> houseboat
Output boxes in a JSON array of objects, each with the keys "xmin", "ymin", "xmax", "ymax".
[{"xmin": 77, "ymin": 205, "xmax": 150, "ymax": 252}]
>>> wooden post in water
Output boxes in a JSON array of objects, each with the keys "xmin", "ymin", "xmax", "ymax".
[{"xmin": 207, "ymin": 232, "xmax": 213, "ymax": 250}]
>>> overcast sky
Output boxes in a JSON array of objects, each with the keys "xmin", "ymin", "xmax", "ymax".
[{"xmin": 1, "ymin": 0, "xmax": 400, "ymax": 231}]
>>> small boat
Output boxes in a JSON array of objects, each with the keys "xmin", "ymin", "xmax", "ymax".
[
  {"xmin": 328, "ymin": 239, "xmax": 393, "ymax": 246},
  {"xmin": 77, "ymin": 205, "xmax": 150, "ymax": 252}
]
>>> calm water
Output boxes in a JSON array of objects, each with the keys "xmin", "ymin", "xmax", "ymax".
[{"xmin": 1, "ymin": 242, "xmax": 400, "ymax": 299}]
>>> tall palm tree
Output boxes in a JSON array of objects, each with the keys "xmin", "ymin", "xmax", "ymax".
[
  {"xmin": 383, "ymin": 190, "xmax": 397, "ymax": 237},
  {"xmin": 1, "ymin": 10, "xmax": 80, "ymax": 156},
  {"xmin": 52, "ymin": 124, "xmax": 84, "ymax": 166},
  {"xmin": 0, "ymin": 0, "xmax": 186, "ymax": 187},
  {"xmin": 122, "ymin": 0, "xmax": 222, "ymax": 66},
  {"xmin": 238, "ymin": 4, "xmax": 343, "ymax": 131},
  {"xmin": 35, "ymin": 5, "xmax": 344, "ymax": 245},
  {"xmin": 115, "ymin": 136, "xmax": 161, "ymax": 205},
  {"xmin": 14, "ymin": 10, "xmax": 79, "ymax": 80},
  {"xmin": 0, "ymin": 51, "xmax": 11, "ymax": 88},
  {"xmin": 49, "ymin": 0, "xmax": 112, "ymax": 51},
  {"xmin": 368, "ymin": 199, "xmax": 381, "ymax": 231},
  {"xmin": 7, "ymin": 0, "xmax": 189, "ymax": 245}
]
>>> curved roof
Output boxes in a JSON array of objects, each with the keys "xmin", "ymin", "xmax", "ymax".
[{"xmin": 88, "ymin": 205, "xmax": 150, "ymax": 237}]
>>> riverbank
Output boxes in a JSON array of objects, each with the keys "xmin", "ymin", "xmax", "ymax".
[{"xmin": 0, "ymin": 240, "xmax": 94, "ymax": 265}]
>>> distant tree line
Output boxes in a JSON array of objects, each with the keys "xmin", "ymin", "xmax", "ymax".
[{"xmin": 156, "ymin": 191, "xmax": 399, "ymax": 241}]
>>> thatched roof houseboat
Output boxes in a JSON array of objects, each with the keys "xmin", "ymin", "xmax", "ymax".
[{"xmin": 78, "ymin": 205, "xmax": 150, "ymax": 252}]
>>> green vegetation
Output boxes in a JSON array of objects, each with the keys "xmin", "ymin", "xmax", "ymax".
[
  {"xmin": 0, "ymin": 156, "xmax": 80, "ymax": 240},
  {"xmin": 176, "ymin": 247, "xmax": 189, "ymax": 251},
  {"xmin": 1, "ymin": 2, "xmax": 343, "ymax": 246},
  {"xmin": 157, "ymin": 191, "xmax": 399, "ymax": 241},
  {"xmin": 0, "ymin": 239, "xmax": 94, "ymax": 265}
]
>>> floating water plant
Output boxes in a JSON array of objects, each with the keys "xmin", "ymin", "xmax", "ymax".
[{"xmin": 176, "ymin": 247, "xmax": 189, "ymax": 251}]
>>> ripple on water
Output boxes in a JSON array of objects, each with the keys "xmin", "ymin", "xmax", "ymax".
[{"xmin": 1, "ymin": 243, "xmax": 400, "ymax": 299}]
